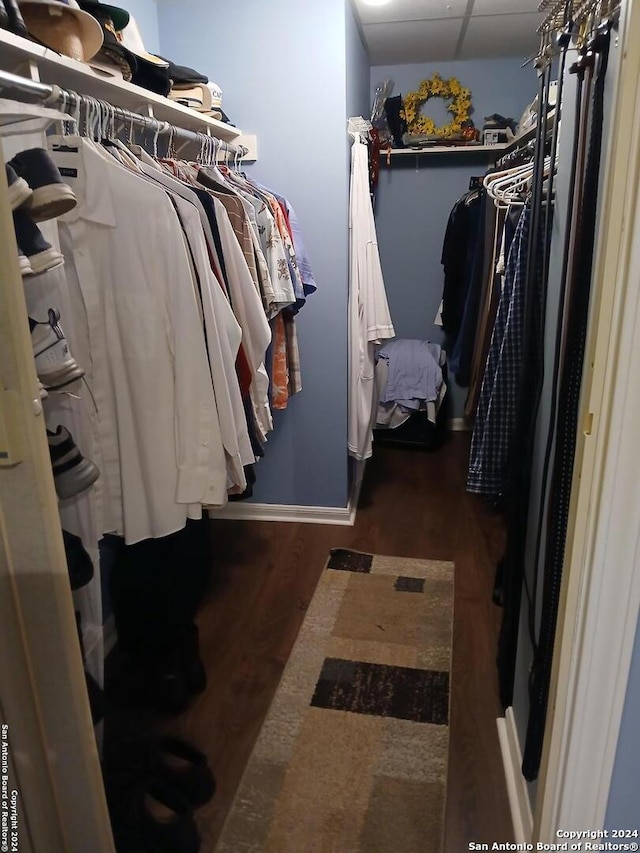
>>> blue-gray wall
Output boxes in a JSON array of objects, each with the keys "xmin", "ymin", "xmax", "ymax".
[
  {"xmin": 122, "ymin": 0, "xmax": 159, "ymax": 54},
  {"xmin": 346, "ymin": 1, "xmax": 371, "ymax": 121},
  {"xmin": 157, "ymin": 0, "xmax": 352, "ymax": 508},
  {"xmin": 606, "ymin": 614, "xmax": 640, "ymax": 827},
  {"xmin": 371, "ymin": 59, "xmax": 534, "ymax": 416}
]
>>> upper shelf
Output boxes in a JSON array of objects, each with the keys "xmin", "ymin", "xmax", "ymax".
[
  {"xmin": 380, "ymin": 126, "xmax": 539, "ymax": 159},
  {"xmin": 0, "ymin": 29, "xmax": 242, "ymax": 141}
]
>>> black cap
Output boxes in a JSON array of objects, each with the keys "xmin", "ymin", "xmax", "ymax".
[{"xmin": 76, "ymin": 0, "xmax": 129, "ymax": 31}]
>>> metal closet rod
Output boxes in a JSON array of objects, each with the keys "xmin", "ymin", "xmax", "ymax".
[
  {"xmin": 0, "ymin": 68, "xmax": 248, "ymax": 156},
  {"xmin": 537, "ymin": 0, "xmax": 620, "ymax": 33}
]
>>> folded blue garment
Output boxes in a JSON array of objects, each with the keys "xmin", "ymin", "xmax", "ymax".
[{"xmin": 377, "ymin": 339, "xmax": 443, "ymax": 404}]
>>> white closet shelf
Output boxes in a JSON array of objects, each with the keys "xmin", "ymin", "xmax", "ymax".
[
  {"xmin": 0, "ymin": 30, "xmax": 242, "ymax": 140},
  {"xmin": 381, "ymin": 127, "xmax": 538, "ymax": 159}
]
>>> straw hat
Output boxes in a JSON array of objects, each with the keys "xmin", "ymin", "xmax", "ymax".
[{"xmin": 18, "ymin": 0, "xmax": 103, "ymax": 61}]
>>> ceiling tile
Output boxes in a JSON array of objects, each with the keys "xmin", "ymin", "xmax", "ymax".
[
  {"xmin": 471, "ymin": 0, "xmax": 540, "ymax": 12},
  {"xmin": 458, "ymin": 11, "xmax": 541, "ymax": 59},
  {"xmin": 363, "ymin": 18, "xmax": 463, "ymax": 64},
  {"xmin": 355, "ymin": 0, "xmax": 468, "ymax": 26}
]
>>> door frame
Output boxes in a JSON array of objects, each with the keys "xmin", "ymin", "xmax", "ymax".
[
  {"xmin": 535, "ymin": 0, "xmax": 640, "ymax": 835},
  {"xmin": 0, "ymin": 145, "xmax": 114, "ymax": 851}
]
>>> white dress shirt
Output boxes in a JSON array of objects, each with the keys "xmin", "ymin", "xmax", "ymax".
[{"xmin": 49, "ymin": 136, "xmax": 224, "ymax": 544}]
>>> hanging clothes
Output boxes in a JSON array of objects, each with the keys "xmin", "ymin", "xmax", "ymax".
[
  {"xmin": 348, "ymin": 131, "xmax": 395, "ymax": 461},
  {"xmin": 48, "ymin": 135, "xmax": 225, "ymax": 544},
  {"xmin": 9, "ymin": 106, "xmax": 317, "ymax": 548},
  {"xmin": 440, "ymin": 189, "xmax": 484, "ymax": 340},
  {"xmin": 467, "ymin": 202, "xmax": 544, "ymax": 499}
]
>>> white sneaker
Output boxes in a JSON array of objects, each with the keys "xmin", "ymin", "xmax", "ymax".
[{"xmin": 29, "ymin": 308, "xmax": 84, "ymax": 390}]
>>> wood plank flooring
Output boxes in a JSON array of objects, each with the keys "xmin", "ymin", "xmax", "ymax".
[{"xmin": 119, "ymin": 434, "xmax": 513, "ymax": 851}]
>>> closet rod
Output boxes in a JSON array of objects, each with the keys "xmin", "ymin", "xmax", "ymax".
[
  {"xmin": 0, "ymin": 68, "xmax": 248, "ymax": 156},
  {"xmin": 538, "ymin": 0, "xmax": 620, "ymax": 32}
]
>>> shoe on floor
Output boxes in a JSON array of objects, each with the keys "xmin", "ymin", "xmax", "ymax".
[
  {"xmin": 106, "ymin": 649, "xmax": 191, "ymax": 717},
  {"xmin": 105, "ymin": 772, "xmax": 200, "ymax": 853},
  {"xmin": 47, "ymin": 425, "xmax": 99, "ymax": 500},
  {"xmin": 9, "ymin": 147, "xmax": 77, "ymax": 221},
  {"xmin": 107, "ymin": 736, "xmax": 216, "ymax": 809},
  {"xmin": 5, "ymin": 163, "xmax": 32, "ymax": 211},
  {"xmin": 13, "ymin": 209, "xmax": 64, "ymax": 274},
  {"xmin": 30, "ymin": 308, "xmax": 84, "ymax": 390}
]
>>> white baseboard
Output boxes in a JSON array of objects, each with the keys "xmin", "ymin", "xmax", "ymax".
[
  {"xmin": 207, "ymin": 503, "xmax": 354, "ymax": 525},
  {"xmin": 449, "ymin": 417, "xmax": 471, "ymax": 432},
  {"xmin": 103, "ymin": 614, "xmax": 118, "ymax": 658},
  {"xmin": 207, "ymin": 461, "xmax": 367, "ymax": 527},
  {"xmin": 497, "ymin": 707, "xmax": 534, "ymax": 843}
]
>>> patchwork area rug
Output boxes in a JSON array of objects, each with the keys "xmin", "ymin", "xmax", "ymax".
[{"xmin": 217, "ymin": 549, "xmax": 454, "ymax": 853}]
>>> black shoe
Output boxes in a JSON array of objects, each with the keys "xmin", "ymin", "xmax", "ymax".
[
  {"xmin": 9, "ymin": 147, "xmax": 77, "ymax": 221},
  {"xmin": 4, "ymin": 0, "xmax": 27, "ymax": 36},
  {"xmin": 47, "ymin": 425, "xmax": 100, "ymax": 500},
  {"xmin": 105, "ymin": 772, "xmax": 200, "ymax": 853},
  {"xmin": 13, "ymin": 209, "xmax": 63, "ymax": 274},
  {"xmin": 5, "ymin": 163, "xmax": 32, "ymax": 210},
  {"xmin": 63, "ymin": 529, "xmax": 94, "ymax": 590},
  {"xmin": 0, "ymin": 1, "xmax": 9, "ymax": 29},
  {"xmin": 107, "ymin": 737, "xmax": 216, "ymax": 809},
  {"xmin": 107, "ymin": 649, "xmax": 191, "ymax": 717}
]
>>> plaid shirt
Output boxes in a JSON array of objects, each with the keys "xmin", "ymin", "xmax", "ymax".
[{"xmin": 467, "ymin": 204, "xmax": 531, "ymax": 497}]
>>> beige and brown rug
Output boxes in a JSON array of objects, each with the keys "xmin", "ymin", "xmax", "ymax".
[{"xmin": 216, "ymin": 549, "xmax": 454, "ymax": 853}]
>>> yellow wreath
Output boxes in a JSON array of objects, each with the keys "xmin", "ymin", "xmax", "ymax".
[{"xmin": 401, "ymin": 74, "xmax": 473, "ymax": 139}]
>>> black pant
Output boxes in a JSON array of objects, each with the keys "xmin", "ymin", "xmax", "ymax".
[{"xmin": 108, "ymin": 519, "xmax": 211, "ymax": 660}]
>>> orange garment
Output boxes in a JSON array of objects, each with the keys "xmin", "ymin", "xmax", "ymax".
[{"xmin": 271, "ymin": 312, "xmax": 289, "ymax": 409}]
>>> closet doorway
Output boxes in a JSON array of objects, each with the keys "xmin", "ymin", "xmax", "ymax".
[{"xmin": 1, "ymin": 0, "xmax": 639, "ymax": 850}]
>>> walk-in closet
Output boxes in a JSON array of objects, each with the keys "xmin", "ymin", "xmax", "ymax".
[{"xmin": 1, "ymin": 0, "xmax": 639, "ymax": 851}]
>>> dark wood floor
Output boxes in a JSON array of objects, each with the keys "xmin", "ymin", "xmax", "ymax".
[
  {"xmin": 84, "ymin": 431, "xmax": 508, "ymax": 849},
  {"xmin": 149, "ymin": 433, "xmax": 513, "ymax": 851}
]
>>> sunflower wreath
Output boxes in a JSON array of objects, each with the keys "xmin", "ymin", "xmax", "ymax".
[{"xmin": 401, "ymin": 74, "xmax": 473, "ymax": 139}]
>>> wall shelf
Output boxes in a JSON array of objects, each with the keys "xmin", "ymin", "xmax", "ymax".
[
  {"xmin": 0, "ymin": 29, "xmax": 242, "ymax": 140},
  {"xmin": 380, "ymin": 126, "xmax": 538, "ymax": 160}
]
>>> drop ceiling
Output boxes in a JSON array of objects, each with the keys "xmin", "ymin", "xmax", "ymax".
[{"xmin": 353, "ymin": 0, "xmax": 542, "ymax": 64}]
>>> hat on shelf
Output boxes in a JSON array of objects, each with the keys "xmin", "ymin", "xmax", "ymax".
[
  {"xmin": 118, "ymin": 15, "xmax": 172, "ymax": 95},
  {"xmin": 157, "ymin": 57, "xmax": 208, "ymax": 88},
  {"xmin": 168, "ymin": 83, "xmax": 211, "ymax": 111},
  {"xmin": 78, "ymin": 2, "xmax": 136, "ymax": 79},
  {"xmin": 206, "ymin": 81, "xmax": 223, "ymax": 117},
  {"xmin": 75, "ymin": 0, "xmax": 127, "ymax": 29},
  {"xmin": 119, "ymin": 14, "xmax": 168, "ymax": 66},
  {"xmin": 18, "ymin": 0, "xmax": 103, "ymax": 61}
]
